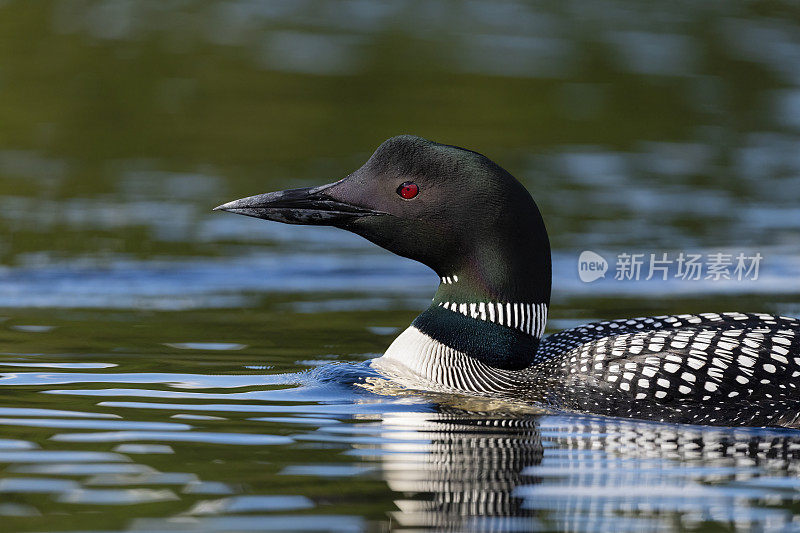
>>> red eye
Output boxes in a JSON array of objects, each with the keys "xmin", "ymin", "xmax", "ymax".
[{"xmin": 397, "ymin": 181, "xmax": 418, "ymax": 199}]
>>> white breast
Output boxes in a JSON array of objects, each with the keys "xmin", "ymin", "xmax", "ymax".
[{"xmin": 373, "ymin": 326, "xmax": 524, "ymax": 394}]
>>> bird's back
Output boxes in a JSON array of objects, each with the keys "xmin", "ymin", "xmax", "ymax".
[{"xmin": 532, "ymin": 313, "xmax": 800, "ymax": 426}]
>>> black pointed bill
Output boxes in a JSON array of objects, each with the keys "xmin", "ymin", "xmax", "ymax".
[{"xmin": 214, "ymin": 183, "xmax": 384, "ymax": 226}]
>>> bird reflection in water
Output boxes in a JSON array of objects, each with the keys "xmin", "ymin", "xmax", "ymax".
[
  {"xmin": 346, "ymin": 394, "xmax": 800, "ymax": 531},
  {"xmin": 351, "ymin": 408, "xmax": 543, "ymax": 531}
]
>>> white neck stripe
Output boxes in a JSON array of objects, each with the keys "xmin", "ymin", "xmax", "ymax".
[{"xmin": 437, "ymin": 301, "xmax": 548, "ymax": 338}]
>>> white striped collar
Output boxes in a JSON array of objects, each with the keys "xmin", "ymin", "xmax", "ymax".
[{"xmin": 436, "ymin": 301, "xmax": 548, "ymax": 338}]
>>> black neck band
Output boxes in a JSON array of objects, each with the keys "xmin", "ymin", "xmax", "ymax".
[{"xmin": 412, "ymin": 305, "xmax": 539, "ymax": 371}]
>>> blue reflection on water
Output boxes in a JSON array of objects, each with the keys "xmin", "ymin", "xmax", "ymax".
[{"xmin": 0, "ymin": 363, "xmax": 798, "ymax": 530}]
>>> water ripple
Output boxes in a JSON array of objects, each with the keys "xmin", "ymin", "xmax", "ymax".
[{"xmin": 52, "ymin": 431, "xmax": 294, "ymax": 446}]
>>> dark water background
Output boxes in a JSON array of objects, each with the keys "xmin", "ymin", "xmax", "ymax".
[{"xmin": 1, "ymin": 1, "xmax": 800, "ymax": 531}]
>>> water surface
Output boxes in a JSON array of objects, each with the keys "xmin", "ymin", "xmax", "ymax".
[{"xmin": 1, "ymin": 0, "xmax": 800, "ymax": 531}]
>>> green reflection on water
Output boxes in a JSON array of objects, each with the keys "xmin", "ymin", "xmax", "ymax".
[
  {"xmin": 1, "ymin": 0, "xmax": 798, "ymax": 263},
  {"xmin": 0, "ymin": 301, "xmax": 410, "ymax": 531}
]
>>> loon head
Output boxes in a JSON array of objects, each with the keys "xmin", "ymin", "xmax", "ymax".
[
  {"xmin": 216, "ymin": 135, "xmax": 551, "ymax": 304},
  {"xmin": 216, "ymin": 135, "xmax": 551, "ymax": 377}
]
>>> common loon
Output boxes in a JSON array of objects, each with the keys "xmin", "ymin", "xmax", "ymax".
[{"xmin": 216, "ymin": 135, "xmax": 800, "ymax": 427}]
